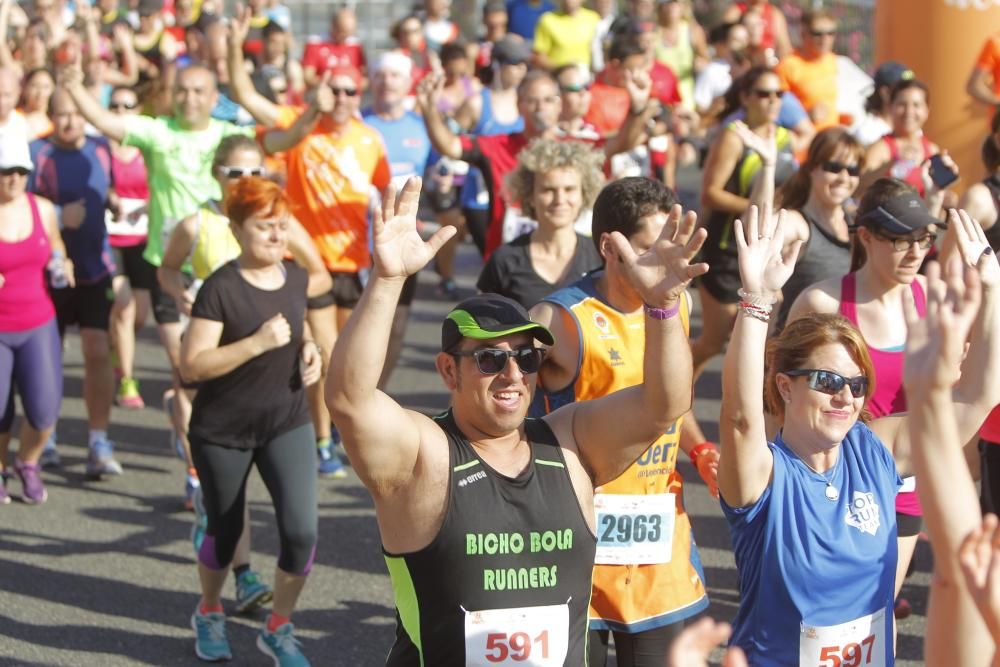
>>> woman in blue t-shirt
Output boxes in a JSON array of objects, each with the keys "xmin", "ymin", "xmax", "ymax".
[{"xmin": 717, "ymin": 205, "xmax": 1000, "ymax": 666}]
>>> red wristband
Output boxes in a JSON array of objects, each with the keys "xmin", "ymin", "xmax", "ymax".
[{"xmin": 688, "ymin": 442, "xmax": 718, "ymax": 463}]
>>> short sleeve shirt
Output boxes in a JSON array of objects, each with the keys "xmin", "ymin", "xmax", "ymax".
[
  {"xmin": 976, "ymin": 34, "xmax": 1000, "ymax": 97},
  {"xmin": 776, "ymin": 51, "xmax": 839, "ymax": 130},
  {"xmin": 278, "ymin": 117, "xmax": 391, "ymax": 272},
  {"xmin": 301, "ymin": 38, "xmax": 367, "ymax": 76},
  {"xmin": 122, "ymin": 116, "xmax": 253, "ymax": 267},
  {"xmin": 532, "ymin": 9, "xmax": 601, "ymax": 69}
]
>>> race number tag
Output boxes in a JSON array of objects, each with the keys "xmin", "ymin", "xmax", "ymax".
[
  {"xmin": 800, "ymin": 608, "xmax": 886, "ymax": 667},
  {"xmin": 464, "ymin": 603, "xmax": 569, "ymax": 666},
  {"xmin": 593, "ymin": 493, "xmax": 675, "ymax": 565},
  {"xmin": 104, "ymin": 198, "xmax": 149, "ymax": 237}
]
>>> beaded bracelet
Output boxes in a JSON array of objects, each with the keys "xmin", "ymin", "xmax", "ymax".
[{"xmin": 739, "ymin": 300, "xmax": 772, "ymax": 322}]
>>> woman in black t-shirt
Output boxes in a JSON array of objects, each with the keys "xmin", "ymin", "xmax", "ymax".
[
  {"xmin": 179, "ymin": 177, "xmax": 322, "ymax": 664},
  {"xmin": 477, "ymin": 138, "xmax": 605, "ymax": 307}
]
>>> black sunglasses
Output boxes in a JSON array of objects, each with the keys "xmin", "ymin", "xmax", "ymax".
[
  {"xmin": 452, "ymin": 347, "xmax": 546, "ymax": 375},
  {"xmin": 783, "ymin": 369, "xmax": 868, "ymax": 398},
  {"xmin": 216, "ymin": 166, "xmax": 266, "ymax": 179},
  {"xmin": 109, "ymin": 101, "xmax": 138, "ymax": 111},
  {"xmin": 753, "ymin": 88, "xmax": 781, "ymax": 100},
  {"xmin": 810, "ymin": 29, "xmax": 836, "ymax": 37},
  {"xmin": 821, "ymin": 160, "xmax": 861, "ymax": 177},
  {"xmin": 331, "ymin": 87, "xmax": 358, "ymax": 97},
  {"xmin": 0, "ymin": 166, "xmax": 29, "ymax": 176}
]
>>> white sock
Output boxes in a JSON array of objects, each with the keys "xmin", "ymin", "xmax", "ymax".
[{"xmin": 88, "ymin": 430, "xmax": 108, "ymax": 448}]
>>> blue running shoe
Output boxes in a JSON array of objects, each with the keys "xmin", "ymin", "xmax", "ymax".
[
  {"xmin": 191, "ymin": 610, "xmax": 232, "ymax": 662},
  {"xmin": 235, "ymin": 570, "xmax": 273, "ymax": 614},
  {"xmin": 163, "ymin": 391, "xmax": 187, "ymax": 460},
  {"xmin": 190, "ymin": 486, "xmax": 207, "ymax": 552},
  {"xmin": 86, "ymin": 437, "xmax": 123, "ymax": 479},
  {"xmin": 257, "ymin": 622, "xmax": 310, "ymax": 666},
  {"xmin": 316, "ymin": 438, "xmax": 346, "ymax": 479},
  {"xmin": 39, "ymin": 432, "xmax": 60, "ymax": 469}
]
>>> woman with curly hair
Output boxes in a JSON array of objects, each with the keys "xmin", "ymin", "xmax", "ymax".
[{"xmin": 476, "ymin": 138, "xmax": 605, "ymax": 307}]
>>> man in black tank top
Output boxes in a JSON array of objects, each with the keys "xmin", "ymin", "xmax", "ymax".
[{"xmin": 327, "ymin": 179, "xmax": 708, "ymax": 665}]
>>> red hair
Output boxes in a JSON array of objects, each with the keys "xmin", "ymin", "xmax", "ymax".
[{"xmin": 224, "ymin": 176, "xmax": 289, "ymax": 226}]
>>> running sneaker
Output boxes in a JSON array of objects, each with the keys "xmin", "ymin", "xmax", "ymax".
[
  {"xmin": 14, "ymin": 460, "xmax": 47, "ymax": 504},
  {"xmin": 163, "ymin": 391, "xmax": 187, "ymax": 460},
  {"xmin": 190, "ymin": 486, "xmax": 207, "ymax": 551},
  {"xmin": 116, "ymin": 377, "xmax": 145, "ymax": 409},
  {"xmin": 191, "ymin": 610, "xmax": 232, "ymax": 662},
  {"xmin": 0, "ymin": 472, "xmax": 10, "ymax": 505},
  {"xmin": 317, "ymin": 438, "xmax": 346, "ymax": 479},
  {"xmin": 184, "ymin": 472, "xmax": 200, "ymax": 512},
  {"xmin": 39, "ymin": 433, "xmax": 60, "ymax": 469},
  {"xmin": 257, "ymin": 622, "xmax": 310, "ymax": 667},
  {"xmin": 86, "ymin": 437, "xmax": 124, "ymax": 478},
  {"xmin": 235, "ymin": 571, "xmax": 273, "ymax": 614}
]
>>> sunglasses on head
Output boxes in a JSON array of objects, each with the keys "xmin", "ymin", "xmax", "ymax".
[
  {"xmin": 452, "ymin": 347, "xmax": 546, "ymax": 375},
  {"xmin": 821, "ymin": 160, "xmax": 860, "ymax": 177},
  {"xmin": 331, "ymin": 86, "xmax": 358, "ymax": 97},
  {"xmin": 217, "ymin": 166, "xmax": 266, "ymax": 179},
  {"xmin": 560, "ymin": 82, "xmax": 590, "ymax": 93},
  {"xmin": 0, "ymin": 166, "xmax": 29, "ymax": 176},
  {"xmin": 872, "ymin": 231, "xmax": 936, "ymax": 252},
  {"xmin": 783, "ymin": 369, "xmax": 868, "ymax": 398},
  {"xmin": 109, "ymin": 101, "xmax": 138, "ymax": 111},
  {"xmin": 753, "ymin": 88, "xmax": 781, "ymax": 100}
]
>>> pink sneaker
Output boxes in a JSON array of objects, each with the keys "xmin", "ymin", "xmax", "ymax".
[
  {"xmin": 116, "ymin": 377, "xmax": 145, "ymax": 409},
  {"xmin": 14, "ymin": 460, "xmax": 47, "ymax": 505}
]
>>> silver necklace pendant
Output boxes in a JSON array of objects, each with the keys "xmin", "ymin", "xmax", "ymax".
[{"xmin": 825, "ymin": 484, "xmax": 840, "ymax": 502}]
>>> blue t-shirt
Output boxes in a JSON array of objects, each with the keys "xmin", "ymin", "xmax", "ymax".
[
  {"xmin": 506, "ymin": 0, "xmax": 555, "ymax": 40},
  {"xmin": 722, "ymin": 422, "xmax": 902, "ymax": 667},
  {"xmin": 29, "ymin": 136, "xmax": 115, "ymax": 284},
  {"xmin": 362, "ymin": 109, "xmax": 431, "ymax": 187},
  {"xmin": 723, "ymin": 91, "xmax": 808, "ymax": 130}
]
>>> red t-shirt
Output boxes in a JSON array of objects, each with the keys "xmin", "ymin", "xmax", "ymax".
[
  {"xmin": 649, "ymin": 61, "xmax": 682, "ymax": 108},
  {"xmin": 301, "ymin": 39, "xmax": 367, "ymax": 76}
]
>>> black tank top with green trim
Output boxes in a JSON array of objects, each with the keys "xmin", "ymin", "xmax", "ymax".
[{"xmin": 384, "ymin": 410, "xmax": 596, "ymax": 666}]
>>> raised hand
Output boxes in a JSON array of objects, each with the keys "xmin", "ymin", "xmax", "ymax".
[
  {"xmin": 623, "ymin": 67, "xmax": 652, "ymax": 113},
  {"xmin": 947, "ymin": 208, "xmax": 1000, "ymax": 288},
  {"xmin": 903, "ymin": 258, "xmax": 982, "ymax": 394},
  {"xmin": 372, "ymin": 177, "xmax": 457, "ymax": 280},
  {"xmin": 668, "ymin": 617, "xmax": 749, "ymax": 667},
  {"xmin": 228, "ymin": 3, "xmax": 253, "ymax": 46},
  {"xmin": 607, "ymin": 204, "xmax": 708, "ymax": 308},
  {"xmin": 734, "ymin": 206, "xmax": 801, "ymax": 297},
  {"xmin": 415, "ymin": 73, "xmax": 443, "ymax": 116},
  {"xmin": 314, "ymin": 70, "xmax": 334, "ymax": 114},
  {"xmin": 958, "ymin": 514, "xmax": 1000, "ymax": 642},
  {"xmin": 730, "ymin": 121, "xmax": 777, "ymax": 167}
]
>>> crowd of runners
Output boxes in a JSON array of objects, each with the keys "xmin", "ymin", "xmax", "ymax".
[{"xmin": 6, "ymin": 0, "xmax": 1000, "ymax": 664}]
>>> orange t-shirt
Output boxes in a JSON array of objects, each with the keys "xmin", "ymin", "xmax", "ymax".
[
  {"xmin": 279, "ymin": 117, "xmax": 391, "ymax": 273},
  {"xmin": 776, "ymin": 51, "xmax": 839, "ymax": 130},
  {"xmin": 976, "ymin": 34, "xmax": 1000, "ymax": 97},
  {"xmin": 583, "ymin": 81, "xmax": 630, "ymax": 137}
]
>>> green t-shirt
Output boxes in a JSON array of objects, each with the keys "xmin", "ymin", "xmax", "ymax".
[{"xmin": 123, "ymin": 116, "xmax": 253, "ymax": 267}]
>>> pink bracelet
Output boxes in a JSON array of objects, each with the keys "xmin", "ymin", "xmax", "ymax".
[{"xmin": 644, "ymin": 301, "xmax": 681, "ymax": 320}]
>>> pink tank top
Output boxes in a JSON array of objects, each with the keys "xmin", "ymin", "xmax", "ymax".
[
  {"xmin": 840, "ymin": 272, "xmax": 926, "ymax": 516},
  {"xmin": 883, "ymin": 134, "xmax": 933, "ymax": 198},
  {"xmin": 109, "ymin": 151, "xmax": 150, "ymax": 248},
  {"xmin": 0, "ymin": 193, "xmax": 56, "ymax": 332}
]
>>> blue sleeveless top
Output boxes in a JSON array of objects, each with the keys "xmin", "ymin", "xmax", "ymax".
[
  {"xmin": 461, "ymin": 88, "xmax": 526, "ymax": 210},
  {"xmin": 722, "ymin": 422, "xmax": 902, "ymax": 666}
]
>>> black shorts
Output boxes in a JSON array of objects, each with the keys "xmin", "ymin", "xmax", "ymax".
[
  {"xmin": 896, "ymin": 512, "xmax": 923, "ymax": 538},
  {"xmin": 698, "ymin": 216, "xmax": 742, "ymax": 304},
  {"xmin": 111, "ymin": 243, "xmax": 156, "ymax": 290},
  {"xmin": 150, "ymin": 261, "xmax": 193, "ymax": 325},
  {"xmin": 307, "ymin": 272, "xmax": 417, "ymax": 309},
  {"xmin": 330, "ymin": 271, "xmax": 365, "ymax": 309},
  {"xmin": 51, "ymin": 275, "xmax": 115, "ymax": 334}
]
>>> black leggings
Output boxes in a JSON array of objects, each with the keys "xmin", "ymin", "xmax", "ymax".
[
  {"xmin": 588, "ymin": 621, "xmax": 686, "ymax": 667},
  {"xmin": 193, "ymin": 423, "xmax": 318, "ymax": 576},
  {"xmin": 981, "ymin": 439, "xmax": 1000, "ymax": 515}
]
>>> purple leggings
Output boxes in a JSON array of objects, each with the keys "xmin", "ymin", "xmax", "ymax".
[{"xmin": 0, "ymin": 318, "xmax": 63, "ymax": 433}]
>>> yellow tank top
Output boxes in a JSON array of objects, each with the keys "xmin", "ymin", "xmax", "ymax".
[
  {"xmin": 191, "ymin": 203, "xmax": 242, "ymax": 281},
  {"xmin": 538, "ymin": 274, "xmax": 708, "ymax": 632},
  {"xmin": 655, "ymin": 20, "xmax": 696, "ymax": 110}
]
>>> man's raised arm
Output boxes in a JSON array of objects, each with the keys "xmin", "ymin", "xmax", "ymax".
[
  {"xmin": 548, "ymin": 206, "xmax": 709, "ymax": 485},
  {"xmin": 59, "ymin": 65, "xmax": 131, "ymax": 142},
  {"xmin": 326, "ymin": 178, "xmax": 457, "ymax": 493}
]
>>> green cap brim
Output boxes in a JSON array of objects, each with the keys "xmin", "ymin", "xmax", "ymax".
[{"xmin": 446, "ymin": 310, "xmax": 555, "ymax": 346}]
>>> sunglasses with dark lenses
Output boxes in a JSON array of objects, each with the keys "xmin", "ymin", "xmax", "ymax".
[
  {"xmin": 452, "ymin": 347, "xmax": 546, "ymax": 375},
  {"xmin": 331, "ymin": 87, "xmax": 358, "ymax": 97},
  {"xmin": 560, "ymin": 82, "xmax": 591, "ymax": 93},
  {"xmin": 810, "ymin": 29, "xmax": 836, "ymax": 37},
  {"xmin": 753, "ymin": 88, "xmax": 782, "ymax": 100},
  {"xmin": 873, "ymin": 232, "xmax": 937, "ymax": 252},
  {"xmin": 109, "ymin": 101, "xmax": 138, "ymax": 111},
  {"xmin": 821, "ymin": 160, "xmax": 861, "ymax": 177},
  {"xmin": 217, "ymin": 166, "xmax": 266, "ymax": 179},
  {"xmin": 0, "ymin": 167, "xmax": 29, "ymax": 176},
  {"xmin": 783, "ymin": 369, "xmax": 868, "ymax": 398}
]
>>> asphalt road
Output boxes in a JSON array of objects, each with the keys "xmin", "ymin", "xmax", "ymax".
[{"xmin": 0, "ymin": 243, "xmax": 931, "ymax": 666}]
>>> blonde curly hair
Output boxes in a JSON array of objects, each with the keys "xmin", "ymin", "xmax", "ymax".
[{"xmin": 504, "ymin": 138, "xmax": 606, "ymax": 222}]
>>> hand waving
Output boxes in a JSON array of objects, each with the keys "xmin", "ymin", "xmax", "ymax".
[
  {"xmin": 958, "ymin": 514, "xmax": 1000, "ymax": 642},
  {"xmin": 607, "ymin": 204, "xmax": 708, "ymax": 308},
  {"xmin": 228, "ymin": 4, "xmax": 252, "ymax": 46},
  {"xmin": 735, "ymin": 205, "xmax": 801, "ymax": 297},
  {"xmin": 947, "ymin": 208, "xmax": 1000, "ymax": 288},
  {"xmin": 373, "ymin": 177, "xmax": 457, "ymax": 280},
  {"xmin": 903, "ymin": 258, "xmax": 982, "ymax": 394},
  {"xmin": 730, "ymin": 121, "xmax": 777, "ymax": 167}
]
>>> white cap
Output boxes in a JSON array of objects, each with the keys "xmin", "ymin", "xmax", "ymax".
[
  {"xmin": 372, "ymin": 51, "xmax": 413, "ymax": 78},
  {"xmin": 0, "ymin": 133, "xmax": 32, "ymax": 171}
]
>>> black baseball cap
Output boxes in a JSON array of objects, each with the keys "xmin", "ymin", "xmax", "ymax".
[
  {"xmin": 442, "ymin": 294, "xmax": 555, "ymax": 352},
  {"xmin": 856, "ymin": 191, "xmax": 939, "ymax": 235},
  {"xmin": 872, "ymin": 61, "xmax": 914, "ymax": 90}
]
